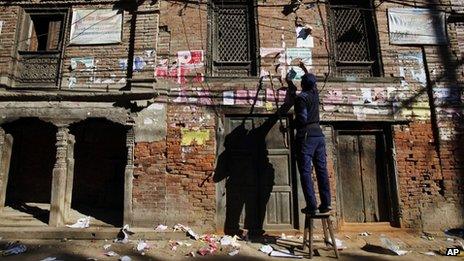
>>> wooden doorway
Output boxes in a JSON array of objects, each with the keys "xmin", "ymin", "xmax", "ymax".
[
  {"xmin": 336, "ymin": 130, "xmax": 393, "ymax": 223},
  {"xmin": 215, "ymin": 115, "xmax": 298, "ymax": 234}
]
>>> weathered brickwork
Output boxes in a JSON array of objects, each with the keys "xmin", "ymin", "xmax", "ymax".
[{"xmin": 0, "ymin": 0, "xmax": 462, "ymax": 231}]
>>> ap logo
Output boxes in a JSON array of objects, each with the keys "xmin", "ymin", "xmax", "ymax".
[{"xmin": 446, "ymin": 248, "xmax": 461, "ymax": 256}]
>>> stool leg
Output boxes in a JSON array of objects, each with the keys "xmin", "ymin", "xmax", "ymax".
[
  {"xmin": 327, "ymin": 218, "xmax": 340, "ymax": 259},
  {"xmin": 322, "ymin": 218, "xmax": 329, "ymax": 246},
  {"xmin": 302, "ymin": 215, "xmax": 308, "ymax": 251},
  {"xmin": 309, "ymin": 218, "xmax": 314, "ymax": 259}
]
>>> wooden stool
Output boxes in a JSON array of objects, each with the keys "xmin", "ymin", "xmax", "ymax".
[{"xmin": 302, "ymin": 212, "xmax": 339, "ymax": 259}]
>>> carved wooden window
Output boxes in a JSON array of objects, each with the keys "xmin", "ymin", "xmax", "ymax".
[
  {"xmin": 15, "ymin": 9, "xmax": 67, "ymax": 87},
  {"xmin": 328, "ymin": 0, "xmax": 381, "ymax": 77},
  {"xmin": 19, "ymin": 12, "xmax": 65, "ymax": 52},
  {"xmin": 210, "ymin": 0, "xmax": 258, "ymax": 76}
]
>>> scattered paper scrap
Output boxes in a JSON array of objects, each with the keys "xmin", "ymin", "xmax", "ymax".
[
  {"xmin": 259, "ymin": 245, "xmax": 273, "ymax": 254},
  {"xmin": 66, "ymin": 216, "xmax": 90, "ymax": 228},
  {"xmin": 359, "ymin": 232, "xmax": 371, "ymax": 236},
  {"xmin": 105, "ymin": 251, "xmax": 118, "ymax": 257},
  {"xmin": 0, "ymin": 242, "xmax": 27, "ymax": 256},
  {"xmin": 114, "ymin": 224, "xmax": 134, "ymax": 244},
  {"xmin": 229, "ymin": 249, "xmax": 240, "ymax": 256},
  {"xmin": 220, "ymin": 235, "xmax": 241, "ymax": 248},
  {"xmin": 420, "ymin": 251, "xmax": 436, "ymax": 256},
  {"xmin": 327, "ymin": 238, "xmax": 347, "ymax": 250},
  {"xmin": 120, "ymin": 256, "xmax": 131, "ymax": 261},
  {"xmin": 380, "ymin": 235, "xmax": 408, "ymax": 256},
  {"xmin": 136, "ymin": 240, "xmax": 149, "ymax": 252},
  {"xmin": 155, "ymin": 224, "xmax": 168, "ymax": 232},
  {"xmin": 103, "ymin": 244, "xmax": 111, "ymax": 250},
  {"xmin": 40, "ymin": 258, "xmax": 61, "ymax": 261},
  {"xmin": 270, "ymin": 249, "xmax": 303, "ymax": 259}
]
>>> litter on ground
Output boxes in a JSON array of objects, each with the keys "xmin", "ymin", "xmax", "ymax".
[
  {"xmin": 379, "ymin": 235, "xmax": 408, "ymax": 256},
  {"xmin": 114, "ymin": 224, "xmax": 134, "ymax": 244},
  {"xmin": 269, "ymin": 249, "xmax": 303, "ymax": 259},
  {"xmin": 136, "ymin": 240, "xmax": 149, "ymax": 252},
  {"xmin": 259, "ymin": 244, "xmax": 273, "ymax": 254},
  {"xmin": 105, "ymin": 251, "xmax": 118, "ymax": 257},
  {"xmin": 220, "ymin": 235, "xmax": 241, "ymax": 248},
  {"xmin": 154, "ymin": 224, "xmax": 168, "ymax": 232},
  {"xmin": 229, "ymin": 249, "xmax": 240, "ymax": 256},
  {"xmin": 420, "ymin": 251, "xmax": 436, "ymax": 256},
  {"xmin": 0, "ymin": 242, "xmax": 27, "ymax": 256},
  {"xmin": 326, "ymin": 237, "xmax": 347, "ymax": 250},
  {"xmin": 359, "ymin": 232, "xmax": 371, "ymax": 236},
  {"xmin": 66, "ymin": 216, "xmax": 90, "ymax": 228},
  {"xmin": 120, "ymin": 256, "xmax": 131, "ymax": 261}
]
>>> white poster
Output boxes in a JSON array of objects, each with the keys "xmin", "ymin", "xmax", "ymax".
[
  {"xmin": 388, "ymin": 8, "xmax": 447, "ymax": 45},
  {"xmin": 0, "ymin": 21, "xmax": 3, "ymax": 35},
  {"xmin": 70, "ymin": 9, "xmax": 122, "ymax": 45},
  {"xmin": 295, "ymin": 26, "xmax": 314, "ymax": 48},
  {"xmin": 286, "ymin": 48, "xmax": 312, "ymax": 66}
]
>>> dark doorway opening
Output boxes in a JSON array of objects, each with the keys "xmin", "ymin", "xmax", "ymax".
[
  {"xmin": 70, "ymin": 119, "xmax": 127, "ymax": 227},
  {"xmin": 2, "ymin": 118, "xmax": 57, "ymax": 226}
]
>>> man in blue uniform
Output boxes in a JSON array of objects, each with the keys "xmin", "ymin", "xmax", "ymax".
[{"xmin": 286, "ymin": 62, "xmax": 331, "ymax": 215}]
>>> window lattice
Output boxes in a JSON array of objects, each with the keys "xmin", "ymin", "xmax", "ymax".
[
  {"xmin": 332, "ymin": 7, "xmax": 371, "ymax": 62},
  {"xmin": 216, "ymin": 7, "xmax": 249, "ymax": 62}
]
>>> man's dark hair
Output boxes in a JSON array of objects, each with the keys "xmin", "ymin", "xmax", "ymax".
[{"xmin": 301, "ymin": 73, "xmax": 317, "ymax": 91}]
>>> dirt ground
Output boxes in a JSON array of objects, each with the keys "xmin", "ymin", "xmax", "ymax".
[{"xmin": 0, "ymin": 230, "xmax": 462, "ymax": 260}]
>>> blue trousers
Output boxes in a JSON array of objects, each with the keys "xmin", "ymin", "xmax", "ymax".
[{"xmin": 295, "ymin": 135, "xmax": 331, "ymax": 210}]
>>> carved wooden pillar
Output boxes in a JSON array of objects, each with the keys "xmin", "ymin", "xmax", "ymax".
[
  {"xmin": 123, "ymin": 128, "xmax": 135, "ymax": 226},
  {"xmin": 49, "ymin": 125, "xmax": 69, "ymax": 227},
  {"xmin": 0, "ymin": 128, "xmax": 13, "ymax": 214},
  {"xmin": 64, "ymin": 133, "xmax": 75, "ymax": 224}
]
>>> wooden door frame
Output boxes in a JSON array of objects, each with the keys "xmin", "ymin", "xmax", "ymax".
[
  {"xmin": 334, "ymin": 125, "xmax": 400, "ymax": 227},
  {"xmin": 216, "ymin": 114, "xmax": 299, "ymax": 232}
]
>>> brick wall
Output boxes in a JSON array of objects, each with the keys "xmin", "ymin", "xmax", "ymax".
[{"xmin": 0, "ymin": 0, "xmax": 462, "ymax": 231}]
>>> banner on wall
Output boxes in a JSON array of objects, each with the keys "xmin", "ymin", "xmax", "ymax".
[
  {"xmin": 388, "ymin": 8, "xmax": 447, "ymax": 45},
  {"xmin": 70, "ymin": 9, "xmax": 122, "ymax": 45}
]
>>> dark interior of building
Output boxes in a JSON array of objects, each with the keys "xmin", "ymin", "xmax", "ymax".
[
  {"xmin": 3, "ymin": 118, "xmax": 57, "ymax": 224},
  {"xmin": 70, "ymin": 118, "xmax": 127, "ymax": 227}
]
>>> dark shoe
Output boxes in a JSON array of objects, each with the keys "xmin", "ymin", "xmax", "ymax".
[
  {"xmin": 301, "ymin": 207, "xmax": 317, "ymax": 215},
  {"xmin": 318, "ymin": 206, "xmax": 332, "ymax": 214}
]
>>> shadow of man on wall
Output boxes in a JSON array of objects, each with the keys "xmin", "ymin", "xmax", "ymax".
[{"xmin": 214, "ymin": 84, "xmax": 296, "ymax": 237}]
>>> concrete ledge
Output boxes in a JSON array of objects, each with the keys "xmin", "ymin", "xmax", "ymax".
[{"xmin": 0, "ymin": 227, "xmax": 185, "ymax": 240}]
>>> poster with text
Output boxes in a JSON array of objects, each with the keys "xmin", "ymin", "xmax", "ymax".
[
  {"xmin": 70, "ymin": 9, "xmax": 122, "ymax": 45},
  {"xmin": 388, "ymin": 8, "xmax": 447, "ymax": 45}
]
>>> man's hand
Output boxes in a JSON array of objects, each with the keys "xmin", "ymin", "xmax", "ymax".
[{"xmin": 299, "ymin": 60, "xmax": 309, "ymax": 74}]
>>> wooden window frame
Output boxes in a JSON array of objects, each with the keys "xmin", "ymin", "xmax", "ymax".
[{"xmin": 207, "ymin": 0, "xmax": 259, "ymax": 77}]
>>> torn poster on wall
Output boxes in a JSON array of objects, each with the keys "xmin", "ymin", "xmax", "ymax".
[
  {"xmin": 181, "ymin": 129, "xmax": 210, "ymax": 146},
  {"xmin": 401, "ymin": 101, "xmax": 431, "ymax": 119},
  {"xmin": 70, "ymin": 9, "xmax": 122, "ymax": 45},
  {"xmin": 295, "ymin": 26, "xmax": 314, "ymax": 48},
  {"xmin": 223, "ymin": 91, "xmax": 235, "ymax": 105},
  {"xmin": 286, "ymin": 48, "xmax": 312, "ymax": 80},
  {"xmin": 260, "ymin": 47, "xmax": 286, "ymax": 79},
  {"xmin": 119, "ymin": 57, "xmax": 147, "ymax": 71},
  {"xmin": 156, "ymin": 51, "xmax": 205, "ymax": 84},
  {"xmin": 178, "ymin": 50, "xmax": 204, "ymax": 68},
  {"xmin": 286, "ymin": 48, "xmax": 312, "ymax": 66},
  {"xmin": 70, "ymin": 57, "xmax": 95, "ymax": 70},
  {"xmin": 434, "ymin": 87, "xmax": 462, "ymax": 105},
  {"xmin": 398, "ymin": 52, "xmax": 427, "ymax": 87},
  {"xmin": 388, "ymin": 8, "xmax": 447, "ymax": 45}
]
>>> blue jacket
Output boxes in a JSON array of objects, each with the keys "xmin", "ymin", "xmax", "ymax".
[{"xmin": 295, "ymin": 89, "xmax": 323, "ymax": 138}]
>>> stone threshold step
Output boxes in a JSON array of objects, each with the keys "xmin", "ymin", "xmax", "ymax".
[{"xmin": 0, "ymin": 227, "xmax": 185, "ymax": 240}]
